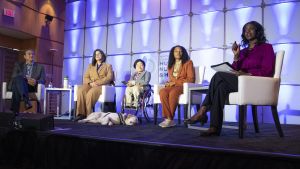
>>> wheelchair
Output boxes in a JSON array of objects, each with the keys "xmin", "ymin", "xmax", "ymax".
[{"xmin": 121, "ymin": 85, "xmax": 153, "ymax": 123}]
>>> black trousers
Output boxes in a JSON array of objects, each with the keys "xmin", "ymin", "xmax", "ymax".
[
  {"xmin": 11, "ymin": 75, "xmax": 36, "ymax": 113},
  {"xmin": 202, "ymin": 72, "xmax": 238, "ymax": 132}
]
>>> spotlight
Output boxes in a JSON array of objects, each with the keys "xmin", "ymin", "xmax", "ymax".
[{"xmin": 45, "ymin": 14, "xmax": 53, "ymax": 25}]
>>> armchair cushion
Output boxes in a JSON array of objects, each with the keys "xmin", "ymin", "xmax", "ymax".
[
  {"xmin": 228, "ymin": 76, "xmax": 280, "ymax": 105},
  {"xmin": 73, "ymin": 84, "xmax": 115, "ymax": 103},
  {"xmin": 2, "ymin": 82, "xmax": 44, "ymax": 101},
  {"xmin": 98, "ymin": 85, "xmax": 115, "ymax": 102},
  {"xmin": 153, "ymin": 84, "xmax": 165, "ymax": 104},
  {"xmin": 178, "ymin": 83, "xmax": 204, "ymax": 104}
]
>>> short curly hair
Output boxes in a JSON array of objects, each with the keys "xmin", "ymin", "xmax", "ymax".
[{"xmin": 133, "ymin": 59, "xmax": 145, "ymax": 69}]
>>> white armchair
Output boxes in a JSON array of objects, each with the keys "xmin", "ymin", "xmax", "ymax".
[
  {"xmin": 227, "ymin": 50, "xmax": 285, "ymax": 138},
  {"xmin": 73, "ymin": 84, "xmax": 116, "ymax": 114},
  {"xmin": 153, "ymin": 66, "xmax": 205, "ymax": 125},
  {"xmin": 2, "ymin": 82, "xmax": 45, "ymax": 112}
]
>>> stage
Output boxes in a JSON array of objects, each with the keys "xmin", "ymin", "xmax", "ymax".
[{"xmin": 0, "ymin": 119, "xmax": 300, "ymax": 169}]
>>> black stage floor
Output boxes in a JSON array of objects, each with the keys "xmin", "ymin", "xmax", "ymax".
[{"xmin": 1, "ymin": 119, "xmax": 300, "ymax": 169}]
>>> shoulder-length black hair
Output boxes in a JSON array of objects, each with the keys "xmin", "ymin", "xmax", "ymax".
[
  {"xmin": 92, "ymin": 49, "xmax": 106, "ymax": 66},
  {"xmin": 168, "ymin": 45, "xmax": 190, "ymax": 69},
  {"xmin": 241, "ymin": 21, "xmax": 267, "ymax": 47}
]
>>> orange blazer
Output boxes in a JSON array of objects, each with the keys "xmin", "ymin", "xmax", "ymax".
[{"xmin": 167, "ymin": 60, "xmax": 195, "ymax": 86}]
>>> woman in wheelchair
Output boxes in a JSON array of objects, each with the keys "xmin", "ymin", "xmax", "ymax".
[
  {"xmin": 124, "ymin": 59, "xmax": 151, "ymax": 108},
  {"xmin": 159, "ymin": 45, "xmax": 195, "ymax": 128}
]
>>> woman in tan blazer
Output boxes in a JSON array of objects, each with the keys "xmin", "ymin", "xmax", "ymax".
[
  {"xmin": 159, "ymin": 45, "xmax": 195, "ymax": 128},
  {"xmin": 75, "ymin": 49, "xmax": 114, "ymax": 121}
]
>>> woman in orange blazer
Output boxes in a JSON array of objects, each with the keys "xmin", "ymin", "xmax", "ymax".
[
  {"xmin": 159, "ymin": 45, "xmax": 195, "ymax": 128},
  {"xmin": 75, "ymin": 49, "xmax": 114, "ymax": 121}
]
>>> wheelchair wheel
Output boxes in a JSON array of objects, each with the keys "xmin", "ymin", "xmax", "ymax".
[
  {"xmin": 121, "ymin": 95, "xmax": 126, "ymax": 114},
  {"xmin": 140, "ymin": 89, "xmax": 153, "ymax": 122}
]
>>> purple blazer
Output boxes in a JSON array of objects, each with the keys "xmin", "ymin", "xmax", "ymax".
[{"xmin": 231, "ymin": 43, "xmax": 275, "ymax": 77}]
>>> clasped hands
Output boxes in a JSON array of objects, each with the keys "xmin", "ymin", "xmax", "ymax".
[
  {"xmin": 26, "ymin": 77, "xmax": 37, "ymax": 86},
  {"xmin": 126, "ymin": 81, "xmax": 143, "ymax": 88},
  {"xmin": 89, "ymin": 81, "xmax": 99, "ymax": 87},
  {"xmin": 165, "ymin": 81, "xmax": 175, "ymax": 87}
]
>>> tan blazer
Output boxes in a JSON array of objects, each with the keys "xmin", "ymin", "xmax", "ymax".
[
  {"xmin": 83, "ymin": 63, "xmax": 114, "ymax": 85},
  {"xmin": 167, "ymin": 60, "xmax": 195, "ymax": 86}
]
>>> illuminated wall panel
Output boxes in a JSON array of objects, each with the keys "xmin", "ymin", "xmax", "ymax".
[
  {"xmin": 86, "ymin": 0, "xmax": 108, "ymax": 27},
  {"xmin": 108, "ymin": 0, "xmax": 133, "ymax": 24},
  {"xmin": 132, "ymin": 53, "xmax": 159, "ymax": 85},
  {"xmin": 161, "ymin": 0, "xmax": 190, "ymax": 17},
  {"xmin": 107, "ymin": 23, "xmax": 132, "ymax": 55},
  {"xmin": 273, "ymin": 44, "xmax": 300, "ymax": 84},
  {"xmin": 133, "ymin": 0, "xmax": 160, "ymax": 20},
  {"xmin": 224, "ymin": 49, "xmax": 235, "ymax": 68},
  {"xmin": 63, "ymin": 29, "xmax": 84, "ymax": 58},
  {"xmin": 65, "ymin": 1, "xmax": 86, "ymax": 29},
  {"xmin": 225, "ymin": 7, "xmax": 262, "ymax": 46},
  {"xmin": 191, "ymin": 49, "xmax": 223, "ymax": 82},
  {"xmin": 192, "ymin": 0, "xmax": 224, "ymax": 13},
  {"xmin": 264, "ymin": 0, "xmax": 296, "ymax": 4},
  {"xmin": 132, "ymin": 20, "xmax": 159, "ymax": 53},
  {"xmin": 84, "ymin": 27, "xmax": 107, "ymax": 56},
  {"xmin": 160, "ymin": 16, "xmax": 190, "ymax": 51},
  {"xmin": 274, "ymin": 85, "xmax": 300, "ymax": 124},
  {"xmin": 106, "ymin": 55, "xmax": 132, "ymax": 85},
  {"xmin": 191, "ymin": 11, "xmax": 224, "ymax": 49},
  {"xmin": 264, "ymin": 2, "xmax": 300, "ymax": 43},
  {"xmin": 83, "ymin": 57, "xmax": 93, "ymax": 73},
  {"xmin": 226, "ymin": 0, "xmax": 262, "ymax": 9},
  {"xmin": 63, "ymin": 58, "xmax": 83, "ymax": 85}
]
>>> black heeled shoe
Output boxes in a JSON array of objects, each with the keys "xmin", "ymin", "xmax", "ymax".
[
  {"xmin": 184, "ymin": 114, "xmax": 208, "ymax": 126},
  {"xmin": 200, "ymin": 127, "xmax": 220, "ymax": 137}
]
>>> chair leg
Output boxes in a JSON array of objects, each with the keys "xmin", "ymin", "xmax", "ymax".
[
  {"xmin": 177, "ymin": 105, "xmax": 181, "ymax": 125},
  {"xmin": 37, "ymin": 101, "xmax": 40, "ymax": 113},
  {"xmin": 251, "ymin": 105, "xmax": 259, "ymax": 133},
  {"xmin": 154, "ymin": 104, "xmax": 158, "ymax": 125},
  {"xmin": 74, "ymin": 101, "xmax": 77, "ymax": 118},
  {"xmin": 271, "ymin": 105, "xmax": 284, "ymax": 137},
  {"xmin": 196, "ymin": 104, "xmax": 200, "ymax": 112},
  {"xmin": 183, "ymin": 104, "xmax": 188, "ymax": 127},
  {"xmin": 239, "ymin": 105, "xmax": 246, "ymax": 139}
]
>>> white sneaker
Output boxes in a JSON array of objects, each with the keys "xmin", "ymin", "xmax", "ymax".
[
  {"xmin": 159, "ymin": 119, "xmax": 176, "ymax": 128},
  {"xmin": 159, "ymin": 119, "xmax": 168, "ymax": 127}
]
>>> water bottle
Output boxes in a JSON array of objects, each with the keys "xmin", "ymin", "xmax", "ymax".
[
  {"xmin": 63, "ymin": 76, "xmax": 69, "ymax": 88},
  {"xmin": 48, "ymin": 81, "xmax": 53, "ymax": 88}
]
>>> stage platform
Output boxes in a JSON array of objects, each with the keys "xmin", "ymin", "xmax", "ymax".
[{"xmin": 0, "ymin": 119, "xmax": 300, "ymax": 169}]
